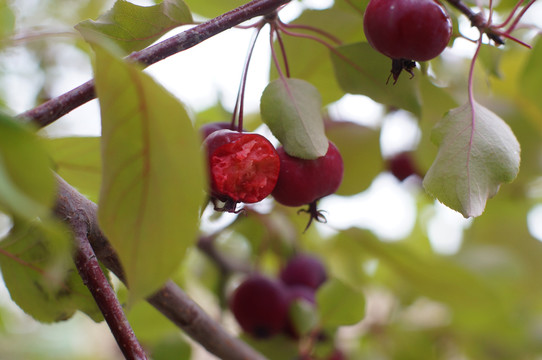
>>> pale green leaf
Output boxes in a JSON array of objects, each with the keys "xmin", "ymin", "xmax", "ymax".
[
  {"xmin": 94, "ymin": 46, "xmax": 205, "ymax": 301},
  {"xmin": 76, "ymin": 0, "xmax": 192, "ymax": 54},
  {"xmin": 423, "ymin": 101, "xmax": 520, "ymax": 218},
  {"xmin": 260, "ymin": 78, "xmax": 328, "ymax": 159},
  {"xmin": 326, "ymin": 120, "xmax": 382, "ymax": 195},
  {"xmin": 0, "ymin": 113, "xmax": 55, "ymax": 220},
  {"xmin": 184, "ymin": 0, "xmax": 245, "ymax": 18},
  {"xmin": 46, "ymin": 137, "xmax": 101, "ymax": 203},
  {"xmin": 0, "ymin": 220, "xmax": 103, "ymax": 323},
  {"xmin": 330, "ymin": 42, "xmax": 421, "ymax": 116},
  {"xmin": 316, "ymin": 278, "xmax": 365, "ymax": 328}
]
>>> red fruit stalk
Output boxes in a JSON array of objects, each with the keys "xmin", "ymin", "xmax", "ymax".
[{"xmin": 204, "ymin": 130, "xmax": 280, "ymax": 209}]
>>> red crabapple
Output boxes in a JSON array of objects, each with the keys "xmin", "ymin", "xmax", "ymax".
[
  {"xmin": 229, "ymin": 274, "xmax": 289, "ymax": 338},
  {"xmin": 363, "ymin": 0, "xmax": 452, "ymax": 82},
  {"xmin": 203, "ymin": 129, "xmax": 280, "ymax": 211}
]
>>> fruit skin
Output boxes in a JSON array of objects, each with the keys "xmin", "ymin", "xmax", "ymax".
[
  {"xmin": 229, "ymin": 274, "xmax": 289, "ymax": 338},
  {"xmin": 388, "ymin": 151, "xmax": 421, "ymax": 181},
  {"xmin": 199, "ymin": 121, "xmax": 232, "ymax": 140},
  {"xmin": 363, "ymin": 0, "xmax": 452, "ymax": 62},
  {"xmin": 272, "ymin": 142, "xmax": 344, "ymax": 207},
  {"xmin": 203, "ymin": 129, "xmax": 280, "ymax": 204},
  {"xmin": 280, "ymin": 254, "xmax": 328, "ymax": 290}
]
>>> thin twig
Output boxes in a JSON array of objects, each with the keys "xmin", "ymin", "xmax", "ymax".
[
  {"xmin": 71, "ymin": 211, "xmax": 147, "ymax": 360},
  {"xmin": 54, "ymin": 175, "xmax": 268, "ymax": 360},
  {"xmin": 18, "ymin": 0, "xmax": 291, "ymax": 128}
]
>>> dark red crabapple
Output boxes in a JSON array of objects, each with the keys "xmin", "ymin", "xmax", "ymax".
[
  {"xmin": 272, "ymin": 142, "xmax": 344, "ymax": 207},
  {"xmin": 388, "ymin": 151, "xmax": 422, "ymax": 181},
  {"xmin": 203, "ymin": 129, "xmax": 280, "ymax": 209},
  {"xmin": 363, "ymin": 0, "xmax": 452, "ymax": 82},
  {"xmin": 280, "ymin": 253, "xmax": 328, "ymax": 290},
  {"xmin": 229, "ymin": 274, "xmax": 289, "ymax": 338},
  {"xmin": 199, "ymin": 121, "xmax": 232, "ymax": 140}
]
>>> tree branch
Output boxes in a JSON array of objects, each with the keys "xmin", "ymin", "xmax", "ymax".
[
  {"xmin": 445, "ymin": 0, "xmax": 505, "ymax": 44},
  {"xmin": 71, "ymin": 211, "xmax": 148, "ymax": 360},
  {"xmin": 54, "ymin": 175, "xmax": 267, "ymax": 360},
  {"xmin": 18, "ymin": 0, "xmax": 291, "ymax": 128}
]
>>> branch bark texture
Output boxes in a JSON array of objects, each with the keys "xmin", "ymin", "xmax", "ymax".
[
  {"xmin": 19, "ymin": 0, "xmax": 291, "ymax": 128},
  {"xmin": 54, "ymin": 175, "xmax": 267, "ymax": 360},
  {"xmin": 71, "ymin": 211, "xmax": 148, "ymax": 360}
]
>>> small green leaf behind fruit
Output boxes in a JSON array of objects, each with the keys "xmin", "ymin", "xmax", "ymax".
[
  {"xmin": 261, "ymin": 78, "xmax": 329, "ymax": 159},
  {"xmin": 326, "ymin": 120, "xmax": 382, "ymax": 195},
  {"xmin": 423, "ymin": 101, "xmax": 520, "ymax": 218},
  {"xmin": 316, "ymin": 278, "xmax": 365, "ymax": 329},
  {"xmin": 76, "ymin": 0, "xmax": 193, "ymax": 55},
  {"xmin": 94, "ymin": 46, "xmax": 205, "ymax": 302},
  {"xmin": 330, "ymin": 42, "xmax": 421, "ymax": 116}
]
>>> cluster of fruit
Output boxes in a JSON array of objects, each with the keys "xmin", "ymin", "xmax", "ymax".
[
  {"xmin": 229, "ymin": 253, "xmax": 344, "ymax": 359},
  {"xmin": 200, "ymin": 122, "xmax": 344, "ymax": 217}
]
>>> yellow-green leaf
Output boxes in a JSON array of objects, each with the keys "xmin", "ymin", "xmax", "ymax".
[
  {"xmin": 423, "ymin": 101, "xmax": 520, "ymax": 218},
  {"xmin": 46, "ymin": 136, "xmax": 101, "ymax": 203},
  {"xmin": 76, "ymin": 0, "xmax": 192, "ymax": 54},
  {"xmin": 0, "ymin": 113, "xmax": 55, "ymax": 219},
  {"xmin": 94, "ymin": 46, "xmax": 205, "ymax": 302}
]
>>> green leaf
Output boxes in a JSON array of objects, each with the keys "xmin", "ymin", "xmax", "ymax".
[
  {"xmin": 184, "ymin": 0, "xmax": 245, "ymax": 18},
  {"xmin": 423, "ymin": 101, "xmax": 520, "ymax": 218},
  {"xmin": 0, "ymin": 0, "xmax": 15, "ymax": 40},
  {"xmin": 316, "ymin": 278, "xmax": 365, "ymax": 329},
  {"xmin": 0, "ymin": 113, "xmax": 55, "ymax": 220},
  {"xmin": 76, "ymin": 0, "xmax": 192, "ymax": 54},
  {"xmin": 0, "ymin": 220, "xmax": 103, "ymax": 323},
  {"xmin": 330, "ymin": 42, "xmax": 421, "ymax": 116},
  {"xmin": 46, "ymin": 137, "xmax": 101, "ymax": 203},
  {"xmin": 289, "ymin": 299, "xmax": 319, "ymax": 336},
  {"xmin": 93, "ymin": 46, "xmax": 205, "ymax": 302},
  {"xmin": 260, "ymin": 78, "xmax": 328, "ymax": 159},
  {"xmin": 326, "ymin": 120, "xmax": 382, "ymax": 195}
]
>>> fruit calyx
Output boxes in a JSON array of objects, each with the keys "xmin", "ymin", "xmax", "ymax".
[{"xmin": 204, "ymin": 129, "xmax": 280, "ymax": 212}]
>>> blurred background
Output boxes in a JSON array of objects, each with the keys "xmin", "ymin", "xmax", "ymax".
[{"xmin": 1, "ymin": 0, "xmax": 542, "ymax": 359}]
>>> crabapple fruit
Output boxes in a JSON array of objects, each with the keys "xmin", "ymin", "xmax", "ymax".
[
  {"xmin": 203, "ymin": 129, "xmax": 280, "ymax": 206},
  {"xmin": 271, "ymin": 142, "xmax": 343, "ymax": 207},
  {"xmin": 363, "ymin": 0, "xmax": 452, "ymax": 81},
  {"xmin": 280, "ymin": 253, "xmax": 328, "ymax": 290},
  {"xmin": 229, "ymin": 274, "xmax": 289, "ymax": 338}
]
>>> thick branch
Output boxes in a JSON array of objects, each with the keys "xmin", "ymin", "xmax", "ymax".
[
  {"xmin": 54, "ymin": 175, "xmax": 267, "ymax": 360},
  {"xmin": 19, "ymin": 0, "xmax": 291, "ymax": 128},
  {"xmin": 71, "ymin": 212, "xmax": 148, "ymax": 360}
]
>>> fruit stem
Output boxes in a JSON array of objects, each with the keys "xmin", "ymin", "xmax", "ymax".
[
  {"xmin": 274, "ymin": 26, "xmax": 291, "ymax": 78},
  {"xmin": 270, "ymin": 25, "xmax": 288, "ymax": 80},
  {"xmin": 278, "ymin": 20, "xmax": 343, "ymax": 45},
  {"xmin": 19, "ymin": 0, "xmax": 292, "ymax": 129},
  {"xmin": 232, "ymin": 23, "xmax": 265, "ymax": 131},
  {"xmin": 343, "ymin": 0, "xmax": 364, "ymax": 16},
  {"xmin": 504, "ymin": 0, "xmax": 538, "ymax": 34},
  {"xmin": 276, "ymin": 24, "xmax": 383, "ymax": 85}
]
